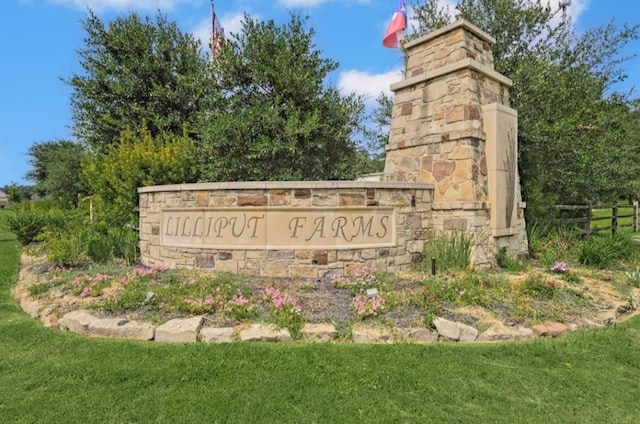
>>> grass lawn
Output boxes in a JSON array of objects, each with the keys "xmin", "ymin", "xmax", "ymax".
[
  {"xmin": 590, "ymin": 204, "xmax": 638, "ymax": 233},
  {"xmin": 2, "ymin": 213, "xmax": 640, "ymax": 423}
]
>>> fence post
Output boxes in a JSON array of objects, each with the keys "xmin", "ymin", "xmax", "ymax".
[
  {"xmin": 611, "ymin": 202, "xmax": 618, "ymax": 235},
  {"xmin": 585, "ymin": 203, "xmax": 592, "ymax": 234},
  {"xmin": 633, "ymin": 201, "xmax": 638, "ymax": 232}
]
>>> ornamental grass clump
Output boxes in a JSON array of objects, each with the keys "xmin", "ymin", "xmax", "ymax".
[{"xmin": 262, "ymin": 287, "xmax": 305, "ymax": 339}]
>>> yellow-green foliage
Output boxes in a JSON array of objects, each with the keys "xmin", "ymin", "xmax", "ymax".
[{"xmin": 83, "ymin": 126, "xmax": 194, "ymax": 226}]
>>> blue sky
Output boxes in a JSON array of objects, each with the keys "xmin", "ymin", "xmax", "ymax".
[{"xmin": 1, "ymin": 0, "xmax": 639, "ymax": 187}]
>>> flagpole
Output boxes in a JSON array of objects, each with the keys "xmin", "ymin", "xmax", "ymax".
[{"xmin": 210, "ymin": 0, "xmax": 215, "ymax": 61}]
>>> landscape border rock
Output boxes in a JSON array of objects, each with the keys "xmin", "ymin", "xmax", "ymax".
[{"xmin": 50, "ymin": 309, "xmax": 609, "ymax": 344}]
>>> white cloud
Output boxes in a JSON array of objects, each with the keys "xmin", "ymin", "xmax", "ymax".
[
  {"xmin": 278, "ymin": 0, "xmax": 328, "ymax": 7},
  {"xmin": 49, "ymin": 0, "xmax": 201, "ymax": 13},
  {"xmin": 192, "ymin": 11, "xmax": 246, "ymax": 49},
  {"xmin": 418, "ymin": 0, "xmax": 588, "ymax": 27},
  {"xmin": 547, "ymin": 0, "xmax": 588, "ymax": 26},
  {"xmin": 338, "ymin": 68, "xmax": 403, "ymax": 102},
  {"xmin": 277, "ymin": 0, "xmax": 371, "ymax": 8}
]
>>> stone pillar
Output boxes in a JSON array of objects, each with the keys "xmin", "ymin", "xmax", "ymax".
[{"xmin": 384, "ymin": 19, "xmax": 528, "ymax": 266}]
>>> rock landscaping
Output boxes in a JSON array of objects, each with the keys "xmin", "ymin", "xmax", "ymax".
[{"xmin": 13, "ymin": 253, "xmax": 640, "ymax": 345}]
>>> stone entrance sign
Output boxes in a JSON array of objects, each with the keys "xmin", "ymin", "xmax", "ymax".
[
  {"xmin": 161, "ymin": 207, "xmax": 396, "ymax": 250},
  {"xmin": 138, "ymin": 19, "xmax": 529, "ymax": 276},
  {"xmin": 139, "ymin": 182, "xmax": 432, "ymax": 277}
]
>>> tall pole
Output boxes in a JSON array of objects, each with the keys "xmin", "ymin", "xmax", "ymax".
[{"xmin": 210, "ymin": 0, "xmax": 215, "ymax": 61}]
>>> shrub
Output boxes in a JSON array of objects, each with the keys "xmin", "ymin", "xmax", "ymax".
[
  {"xmin": 423, "ymin": 230, "xmax": 473, "ymax": 273},
  {"xmin": 5, "ymin": 206, "xmax": 66, "ymax": 246},
  {"xmin": 625, "ymin": 269, "xmax": 640, "ymax": 288},
  {"xmin": 496, "ymin": 248, "xmax": 528, "ymax": 271},
  {"xmin": 42, "ymin": 227, "xmax": 88, "ymax": 267},
  {"xmin": 82, "ymin": 126, "xmax": 195, "ymax": 227},
  {"xmin": 262, "ymin": 287, "xmax": 305, "ymax": 339},
  {"xmin": 578, "ymin": 233, "xmax": 640, "ymax": 268}
]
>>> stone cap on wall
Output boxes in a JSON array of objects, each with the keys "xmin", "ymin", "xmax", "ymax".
[
  {"xmin": 390, "ymin": 57, "xmax": 513, "ymax": 92},
  {"xmin": 138, "ymin": 181, "xmax": 435, "ymax": 194},
  {"xmin": 404, "ymin": 19, "xmax": 496, "ymax": 50}
]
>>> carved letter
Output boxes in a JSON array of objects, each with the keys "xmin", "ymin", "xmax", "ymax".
[
  {"xmin": 332, "ymin": 216, "xmax": 349, "ymax": 240},
  {"xmin": 174, "ymin": 217, "xmax": 181, "ymax": 237},
  {"xmin": 193, "ymin": 217, "xmax": 203, "ymax": 237},
  {"xmin": 376, "ymin": 216, "xmax": 389, "ymax": 238},
  {"xmin": 204, "ymin": 217, "xmax": 215, "ymax": 238},
  {"xmin": 214, "ymin": 217, "xmax": 229, "ymax": 238},
  {"xmin": 181, "ymin": 217, "xmax": 191, "ymax": 236},
  {"xmin": 289, "ymin": 217, "xmax": 306, "ymax": 238},
  {"xmin": 247, "ymin": 215, "xmax": 265, "ymax": 238},
  {"xmin": 230, "ymin": 214, "xmax": 247, "ymax": 237},
  {"xmin": 165, "ymin": 216, "xmax": 174, "ymax": 236},
  {"xmin": 353, "ymin": 216, "xmax": 374, "ymax": 239},
  {"xmin": 306, "ymin": 217, "xmax": 326, "ymax": 241}
]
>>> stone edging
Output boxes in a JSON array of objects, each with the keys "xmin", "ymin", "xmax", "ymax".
[{"xmin": 23, "ymin": 304, "xmax": 623, "ymax": 344}]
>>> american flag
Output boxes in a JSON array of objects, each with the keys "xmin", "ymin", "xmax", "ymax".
[{"xmin": 211, "ymin": 1, "xmax": 225, "ymax": 60}]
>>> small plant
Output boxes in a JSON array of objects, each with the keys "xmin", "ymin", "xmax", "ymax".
[
  {"xmin": 28, "ymin": 282, "xmax": 52, "ymax": 298},
  {"xmin": 521, "ymin": 273, "xmax": 557, "ymax": 299},
  {"xmin": 68, "ymin": 273, "xmax": 113, "ymax": 297},
  {"xmin": 550, "ymin": 261, "xmax": 569, "ymax": 273},
  {"xmin": 496, "ymin": 248, "xmax": 528, "ymax": 271},
  {"xmin": 351, "ymin": 292, "xmax": 387, "ymax": 319},
  {"xmin": 330, "ymin": 267, "xmax": 388, "ymax": 294},
  {"xmin": 262, "ymin": 287, "xmax": 305, "ymax": 339},
  {"xmin": 223, "ymin": 289, "xmax": 257, "ymax": 321},
  {"xmin": 561, "ymin": 272, "xmax": 582, "ymax": 284},
  {"xmin": 423, "ymin": 230, "xmax": 473, "ymax": 273},
  {"xmin": 625, "ymin": 269, "xmax": 640, "ymax": 288}
]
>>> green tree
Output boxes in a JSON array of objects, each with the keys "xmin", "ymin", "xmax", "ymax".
[
  {"xmin": 26, "ymin": 140, "xmax": 88, "ymax": 206},
  {"xmin": 6, "ymin": 182, "xmax": 23, "ymax": 204},
  {"xmin": 409, "ymin": 0, "xmax": 640, "ymax": 216},
  {"xmin": 192, "ymin": 13, "xmax": 365, "ymax": 181},
  {"xmin": 82, "ymin": 126, "xmax": 195, "ymax": 227},
  {"xmin": 362, "ymin": 92, "xmax": 393, "ymax": 173},
  {"xmin": 66, "ymin": 10, "xmax": 210, "ymax": 154}
]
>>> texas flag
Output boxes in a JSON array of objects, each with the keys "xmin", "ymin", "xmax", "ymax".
[{"xmin": 382, "ymin": 0, "xmax": 407, "ymax": 48}]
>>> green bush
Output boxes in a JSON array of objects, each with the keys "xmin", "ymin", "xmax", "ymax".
[
  {"xmin": 86, "ymin": 231, "xmax": 114, "ymax": 264},
  {"xmin": 108, "ymin": 226, "xmax": 138, "ymax": 265},
  {"xmin": 6, "ymin": 210, "xmax": 47, "ymax": 245},
  {"xmin": 423, "ymin": 230, "xmax": 473, "ymax": 273},
  {"xmin": 5, "ymin": 206, "xmax": 67, "ymax": 245},
  {"xmin": 527, "ymin": 225, "xmax": 578, "ymax": 268},
  {"xmin": 578, "ymin": 233, "xmax": 639, "ymax": 268},
  {"xmin": 496, "ymin": 248, "xmax": 528, "ymax": 271},
  {"xmin": 43, "ymin": 227, "xmax": 88, "ymax": 267}
]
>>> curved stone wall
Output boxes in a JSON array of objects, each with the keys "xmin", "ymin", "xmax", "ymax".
[{"xmin": 138, "ymin": 181, "xmax": 434, "ymax": 278}]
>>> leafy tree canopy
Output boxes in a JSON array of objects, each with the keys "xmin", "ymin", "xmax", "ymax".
[
  {"xmin": 192, "ymin": 13, "xmax": 366, "ymax": 181},
  {"xmin": 66, "ymin": 10, "xmax": 211, "ymax": 154},
  {"xmin": 26, "ymin": 140, "xmax": 88, "ymax": 206}
]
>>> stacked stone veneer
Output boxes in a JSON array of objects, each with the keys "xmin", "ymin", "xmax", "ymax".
[
  {"xmin": 384, "ymin": 20, "xmax": 528, "ymax": 265},
  {"xmin": 138, "ymin": 182, "xmax": 433, "ymax": 278}
]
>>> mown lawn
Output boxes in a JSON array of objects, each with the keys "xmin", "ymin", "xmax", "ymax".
[
  {"xmin": 1, "ymin": 211, "xmax": 640, "ymax": 423},
  {"xmin": 591, "ymin": 204, "xmax": 638, "ymax": 233}
]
